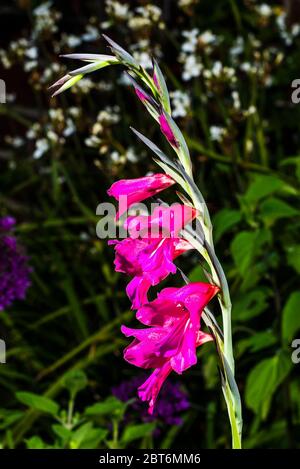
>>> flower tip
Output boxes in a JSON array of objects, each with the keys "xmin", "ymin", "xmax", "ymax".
[
  {"xmin": 102, "ymin": 33, "xmax": 112, "ymax": 45},
  {"xmin": 50, "ymin": 89, "xmax": 61, "ymax": 98}
]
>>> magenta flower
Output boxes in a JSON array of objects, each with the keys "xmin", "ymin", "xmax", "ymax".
[
  {"xmin": 109, "ymin": 204, "xmax": 197, "ymax": 308},
  {"xmin": 109, "ymin": 237, "xmax": 193, "ymax": 309},
  {"xmin": 107, "ymin": 174, "xmax": 175, "ymax": 219},
  {"xmin": 121, "ymin": 282, "xmax": 219, "ymax": 413},
  {"xmin": 159, "ymin": 114, "xmax": 178, "ymax": 148},
  {"xmin": 125, "ymin": 203, "xmax": 197, "ymax": 239}
]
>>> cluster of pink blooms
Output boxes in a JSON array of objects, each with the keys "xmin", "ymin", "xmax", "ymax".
[{"xmin": 107, "ymin": 174, "xmax": 219, "ymax": 414}]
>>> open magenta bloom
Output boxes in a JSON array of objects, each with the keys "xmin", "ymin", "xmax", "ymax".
[
  {"xmin": 107, "ymin": 174, "xmax": 175, "ymax": 219},
  {"xmin": 110, "ymin": 237, "xmax": 192, "ymax": 309},
  {"xmin": 109, "ymin": 204, "xmax": 197, "ymax": 309},
  {"xmin": 125, "ymin": 203, "xmax": 197, "ymax": 239},
  {"xmin": 121, "ymin": 282, "xmax": 219, "ymax": 413}
]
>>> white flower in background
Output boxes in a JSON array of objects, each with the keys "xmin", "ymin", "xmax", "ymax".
[
  {"xmin": 133, "ymin": 51, "xmax": 152, "ymax": 69},
  {"xmin": 4, "ymin": 136, "xmax": 24, "ymax": 148},
  {"xmin": 79, "ymin": 232, "xmax": 90, "ymax": 241},
  {"xmin": 199, "ymin": 30, "xmax": 217, "ymax": 45},
  {"xmin": 181, "ymin": 54, "xmax": 203, "ymax": 81},
  {"xmin": 73, "ymin": 78, "xmax": 94, "ymax": 93},
  {"xmin": 170, "ymin": 90, "xmax": 191, "ymax": 118},
  {"xmin": 33, "ymin": 138, "xmax": 49, "ymax": 159},
  {"xmin": 212, "ymin": 61, "xmax": 222, "ymax": 77},
  {"xmin": 40, "ymin": 63, "xmax": 60, "ymax": 83},
  {"xmin": 0, "ymin": 50, "xmax": 12, "ymax": 68},
  {"xmin": 82, "ymin": 25, "xmax": 99, "ymax": 42},
  {"xmin": 106, "ymin": 0, "xmax": 131, "ymax": 20},
  {"xmin": 230, "ymin": 37, "xmax": 244, "ymax": 58},
  {"xmin": 26, "ymin": 123, "xmax": 40, "ymax": 140},
  {"xmin": 49, "ymin": 108, "xmax": 64, "ymax": 121},
  {"xmin": 65, "ymin": 35, "xmax": 82, "ymax": 48},
  {"xmin": 33, "ymin": 1, "xmax": 61, "ymax": 35},
  {"xmin": 97, "ymin": 106, "xmax": 120, "ymax": 125},
  {"xmin": 128, "ymin": 17, "xmax": 151, "ymax": 30},
  {"xmin": 240, "ymin": 62, "xmax": 257, "ymax": 73},
  {"xmin": 210, "ymin": 126, "xmax": 226, "ymax": 142},
  {"xmin": 179, "ymin": 0, "xmax": 195, "ymax": 6},
  {"xmin": 46, "ymin": 130, "xmax": 58, "ymax": 143},
  {"xmin": 182, "ymin": 29, "xmax": 199, "ymax": 53},
  {"xmin": 126, "ymin": 147, "xmax": 139, "ymax": 163},
  {"xmin": 69, "ymin": 107, "xmax": 81, "ymax": 118},
  {"xmin": 292, "ymin": 24, "xmax": 300, "ymax": 36},
  {"xmin": 85, "ymin": 135, "xmax": 102, "ymax": 148},
  {"xmin": 63, "ymin": 118, "xmax": 76, "ymax": 137},
  {"xmin": 276, "ymin": 12, "xmax": 299, "ymax": 45},
  {"xmin": 232, "ymin": 91, "xmax": 241, "ymax": 110},
  {"xmin": 118, "ymin": 73, "xmax": 132, "ymax": 86},
  {"xmin": 141, "ymin": 4, "xmax": 162, "ymax": 22},
  {"xmin": 25, "ymin": 47, "xmax": 38, "ymax": 60},
  {"xmin": 97, "ymin": 81, "xmax": 113, "ymax": 91},
  {"xmin": 256, "ymin": 4, "xmax": 272, "ymax": 17},
  {"xmin": 33, "ymin": 1, "xmax": 51, "ymax": 16},
  {"xmin": 245, "ymin": 105, "xmax": 257, "ymax": 117},
  {"xmin": 110, "ymin": 151, "xmax": 122, "ymax": 163},
  {"xmin": 24, "ymin": 61, "xmax": 37, "ymax": 72}
]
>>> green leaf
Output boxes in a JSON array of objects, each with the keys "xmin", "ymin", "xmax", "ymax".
[
  {"xmin": 0, "ymin": 410, "xmax": 23, "ymax": 430},
  {"xmin": 282, "ymin": 291, "xmax": 300, "ymax": 343},
  {"xmin": 213, "ymin": 209, "xmax": 241, "ymax": 242},
  {"xmin": 78, "ymin": 428, "xmax": 108, "ymax": 449},
  {"xmin": 52, "ymin": 424, "xmax": 72, "ymax": 441},
  {"xmin": 233, "ymin": 289, "xmax": 269, "ymax": 321},
  {"xmin": 63, "ymin": 370, "xmax": 88, "ymax": 398},
  {"xmin": 70, "ymin": 422, "xmax": 107, "ymax": 449},
  {"xmin": 237, "ymin": 330, "xmax": 277, "ymax": 356},
  {"xmin": 121, "ymin": 423, "xmax": 156, "ymax": 444},
  {"xmin": 286, "ymin": 244, "xmax": 300, "ymax": 274},
  {"xmin": 245, "ymin": 351, "xmax": 292, "ymax": 419},
  {"xmin": 16, "ymin": 392, "xmax": 59, "ymax": 416},
  {"xmin": 244, "ymin": 175, "xmax": 285, "ymax": 203},
  {"xmin": 230, "ymin": 229, "xmax": 271, "ymax": 277},
  {"xmin": 280, "ymin": 156, "xmax": 300, "ymax": 182},
  {"xmin": 259, "ymin": 197, "xmax": 298, "ymax": 226},
  {"xmin": 85, "ymin": 396, "xmax": 126, "ymax": 417},
  {"xmin": 25, "ymin": 436, "xmax": 46, "ymax": 449}
]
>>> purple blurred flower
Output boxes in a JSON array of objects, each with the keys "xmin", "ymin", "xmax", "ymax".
[
  {"xmin": 0, "ymin": 217, "xmax": 31, "ymax": 311},
  {"xmin": 112, "ymin": 374, "xmax": 190, "ymax": 427}
]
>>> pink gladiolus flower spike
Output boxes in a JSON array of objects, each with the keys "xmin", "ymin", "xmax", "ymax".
[
  {"xmin": 107, "ymin": 173, "xmax": 175, "ymax": 219},
  {"xmin": 121, "ymin": 282, "xmax": 219, "ymax": 414}
]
